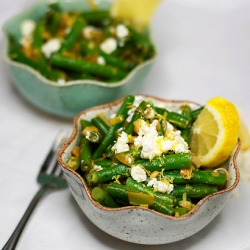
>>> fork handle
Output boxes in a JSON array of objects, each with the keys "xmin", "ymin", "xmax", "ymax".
[{"xmin": 2, "ymin": 185, "xmax": 50, "ymax": 250}]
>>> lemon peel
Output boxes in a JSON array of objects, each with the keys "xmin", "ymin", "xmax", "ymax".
[{"xmin": 190, "ymin": 96, "xmax": 240, "ymax": 167}]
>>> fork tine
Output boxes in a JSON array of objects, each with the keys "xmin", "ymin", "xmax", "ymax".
[{"xmin": 37, "ymin": 130, "xmax": 70, "ymax": 188}]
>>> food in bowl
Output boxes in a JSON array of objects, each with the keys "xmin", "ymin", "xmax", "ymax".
[
  {"xmin": 61, "ymin": 95, "xmax": 239, "ymax": 216},
  {"xmin": 58, "ymin": 94, "xmax": 240, "ymax": 244},
  {"xmin": 2, "ymin": 0, "xmax": 156, "ymax": 118},
  {"xmin": 7, "ymin": 2, "xmax": 155, "ymax": 84}
]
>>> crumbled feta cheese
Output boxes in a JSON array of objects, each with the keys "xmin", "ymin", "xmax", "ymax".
[
  {"xmin": 41, "ymin": 38, "xmax": 61, "ymax": 59},
  {"xmin": 57, "ymin": 79, "xmax": 66, "ymax": 85},
  {"xmin": 147, "ymin": 178, "xmax": 174, "ymax": 194},
  {"xmin": 20, "ymin": 19, "xmax": 36, "ymax": 47},
  {"xmin": 21, "ymin": 20, "xmax": 36, "ymax": 37},
  {"xmin": 100, "ymin": 38, "xmax": 117, "ymax": 54},
  {"xmin": 134, "ymin": 119, "xmax": 189, "ymax": 160},
  {"xmin": 91, "ymin": 165, "xmax": 103, "ymax": 172},
  {"xmin": 131, "ymin": 165, "xmax": 147, "ymax": 182},
  {"xmin": 116, "ymin": 24, "xmax": 129, "ymax": 38},
  {"xmin": 134, "ymin": 119, "xmax": 162, "ymax": 159},
  {"xmin": 83, "ymin": 26, "xmax": 101, "ymax": 39},
  {"xmin": 97, "ymin": 56, "xmax": 105, "ymax": 65},
  {"xmin": 112, "ymin": 131, "xmax": 129, "ymax": 154}
]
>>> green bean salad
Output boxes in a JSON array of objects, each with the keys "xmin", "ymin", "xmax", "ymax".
[
  {"xmin": 8, "ymin": 3, "xmax": 155, "ymax": 83},
  {"xmin": 67, "ymin": 95, "xmax": 228, "ymax": 217}
]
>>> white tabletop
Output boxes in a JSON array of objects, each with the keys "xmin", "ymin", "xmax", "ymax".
[{"xmin": 0, "ymin": 0, "xmax": 250, "ymax": 249}]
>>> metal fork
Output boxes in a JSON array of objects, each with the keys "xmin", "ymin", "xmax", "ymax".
[{"xmin": 2, "ymin": 131, "xmax": 69, "ymax": 250}]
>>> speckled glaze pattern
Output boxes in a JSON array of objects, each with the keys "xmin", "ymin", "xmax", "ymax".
[
  {"xmin": 58, "ymin": 95, "xmax": 240, "ymax": 245},
  {"xmin": 2, "ymin": 0, "xmax": 155, "ymax": 118}
]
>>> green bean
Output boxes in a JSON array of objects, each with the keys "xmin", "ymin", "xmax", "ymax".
[
  {"xmin": 8, "ymin": 35, "xmax": 64, "ymax": 81},
  {"xmin": 79, "ymin": 137, "xmax": 92, "ymax": 171},
  {"xmin": 45, "ymin": 3, "xmax": 62, "ymax": 35},
  {"xmin": 59, "ymin": 17, "xmax": 86, "ymax": 52},
  {"xmin": 81, "ymin": 10, "xmax": 111, "ymax": 23},
  {"xmin": 180, "ymin": 128, "xmax": 191, "ymax": 145},
  {"xmin": 92, "ymin": 95, "xmax": 135, "ymax": 159},
  {"xmin": 92, "ymin": 186, "xmax": 119, "ymax": 208},
  {"xmin": 106, "ymin": 182, "xmax": 174, "ymax": 215},
  {"xmin": 191, "ymin": 106, "xmax": 204, "ymax": 121},
  {"xmin": 91, "ymin": 123, "xmax": 120, "ymax": 159},
  {"xmin": 116, "ymin": 95, "xmax": 135, "ymax": 117},
  {"xmin": 124, "ymin": 100, "xmax": 147, "ymax": 134},
  {"xmin": 99, "ymin": 51, "xmax": 129, "ymax": 70},
  {"xmin": 106, "ymin": 182, "xmax": 129, "ymax": 202},
  {"xmin": 33, "ymin": 20, "xmax": 45, "ymax": 49},
  {"xmin": 170, "ymin": 184, "xmax": 218, "ymax": 198},
  {"xmin": 134, "ymin": 152, "xmax": 193, "ymax": 172},
  {"xmin": 80, "ymin": 119, "xmax": 93, "ymax": 128},
  {"xmin": 86, "ymin": 131, "xmax": 102, "ymax": 143},
  {"xmin": 126, "ymin": 177, "xmax": 175, "ymax": 206},
  {"xmin": 93, "ymin": 159, "xmax": 112, "ymax": 168},
  {"xmin": 91, "ymin": 116, "xmax": 109, "ymax": 136},
  {"xmin": 155, "ymin": 107, "xmax": 192, "ymax": 129},
  {"xmin": 175, "ymin": 197, "xmax": 192, "ymax": 207},
  {"xmin": 87, "ymin": 164, "xmax": 130, "ymax": 186},
  {"xmin": 80, "ymin": 40, "xmax": 98, "ymax": 56},
  {"xmin": 50, "ymin": 53, "xmax": 127, "ymax": 80},
  {"xmin": 152, "ymin": 200, "xmax": 174, "ymax": 216},
  {"xmin": 164, "ymin": 170, "xmax": 227, "ymax": 186},
  {"xmin": 128, "ymin": 26, "xmax": 153, "ymax": 52},
  {"xmin": 174, "ymin": 207, "xmax": 190, "ymax": 216}
]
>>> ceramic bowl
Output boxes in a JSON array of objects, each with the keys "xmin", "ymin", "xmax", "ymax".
[
  {"xmin": 2, "ymin": 0, "xmax": 155, "ymax": 118},
  {"xmin": 58, "ymin": 95, "xmax": 240, "ymax": 245}
]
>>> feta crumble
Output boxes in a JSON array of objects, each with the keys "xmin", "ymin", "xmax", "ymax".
[
  {"xmin": 97, "ymin": 56, "xmax": 105, "ymax": 65},
  {"xmin": 100, "ymin": 38, "xmax": 117, "ymax": 54},
  {"xmin": 134, "ymin": 119, "xmax": 189, "ymax": 160},
  {"xmin": 91, "ymin": 165, "xmax": 103, "ymax": 172},
  {"xmin": 116, "ymin": 24, "xmax": 129, "ymax": 38},
  {"xmin": 57, "ymin": 79, "xmax": 66, "ymax": 85},
  {"xmin": 131, "ymin": 165, "xmax": 147, "ymax": 182},
  {"xmin": 147, "ymin": 178, "xmax": 174, "ymax": 194},
  {"xmin": 112, "ymin": 131, "xmax": 129, "ymax": 154},
  {"xmin": 21, "ymin": 20, "xmax": 36, "ymax": 37},
  {"xmin": 41, "ymin": 38, "xmax": 61, "ymax": 59},
  {"xmin": 83, "ymin": 26, "xmax": 101, "ymax": 39},
  {"xmin": 20, "ymin": 19, "xmax": 36, "ymax": 47}
]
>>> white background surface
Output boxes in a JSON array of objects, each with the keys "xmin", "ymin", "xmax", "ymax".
[{"xmin": 0, "ymin": 0, "xmax": 250, "ymax": 249}]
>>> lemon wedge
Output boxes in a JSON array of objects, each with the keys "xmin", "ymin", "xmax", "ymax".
[
  {"xmin": 190, "ymin": 96, "xmax": 240, "ymax": 167},
  {"xmin": 110, "ymin": 0, "xmax": 162, "ymax": 31}
]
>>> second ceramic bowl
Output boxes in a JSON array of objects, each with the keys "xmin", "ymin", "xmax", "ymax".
[{"xmin": 2, "ymin": 0, "xmax": 156, "ymax": 118}]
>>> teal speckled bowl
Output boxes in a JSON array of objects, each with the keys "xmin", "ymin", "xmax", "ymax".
[{"xmin": 2, "ymin": 0, "xmax": 156, "ymax": 118}]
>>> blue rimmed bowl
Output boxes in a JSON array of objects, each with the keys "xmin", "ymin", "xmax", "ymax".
[{"xmin": 2, "ymin": 0, "xmax": 156, "ymax": 118}]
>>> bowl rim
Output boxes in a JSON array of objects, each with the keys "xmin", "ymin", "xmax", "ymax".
[
  {"xmin": 2, "ymin": 0, "xmax": 156, "ymax": 88},
  {"xmin": 57, "ymin": 94, "xmax": 241, "ymax": 220}
]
